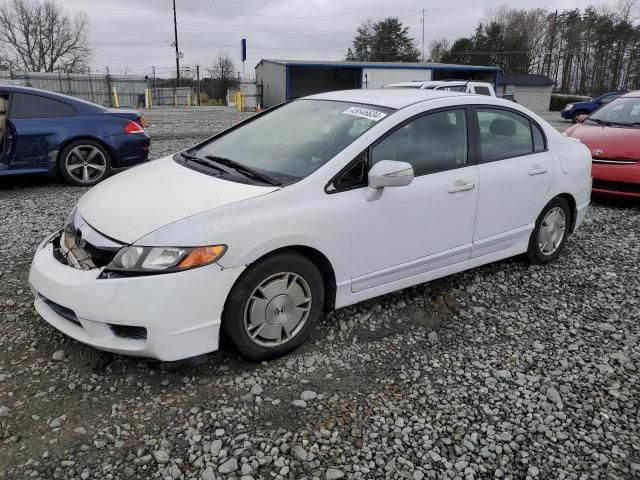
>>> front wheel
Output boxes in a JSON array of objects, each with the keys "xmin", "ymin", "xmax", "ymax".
[
  {"xmin": 222, "ymin": 253, "xmax": 325, "ymax": 361},
  {"xmin": 59, "ymin": 140, "xmax": 111, "ymax": 187},
  {"xmin": 526, "ymin": 197, "xmax": 571, "ymax": 265}
]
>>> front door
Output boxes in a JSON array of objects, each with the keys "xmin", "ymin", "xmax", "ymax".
[
  {"xmin": 6, "ymin": 92, "xmax": 72, "ymax": 170},
  {"xmin": 350, "ymin": 108, "xmax": 479, "ymax": 293},
  {"xmin": 472, "ymin": 107, "xmax": 554, "ymax": 257},
  {"xmin": 0, "ymin": 93, "xmax": 9, "ymax": 170}
]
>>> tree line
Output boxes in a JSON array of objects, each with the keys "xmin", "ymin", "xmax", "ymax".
[
  {"xmin": 346, "ymin": 2, "xmax": 640, "ymax": 96},
  {"xmin": 430, "ymin": 2, "xmax": 640, "ymax": 95}
]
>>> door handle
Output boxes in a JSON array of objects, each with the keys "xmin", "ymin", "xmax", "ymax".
[
  {"xmin": 528, "ymin": 166, "xmax": 548, "ymax": 176},
  {"xmin": 448, "ymin": 182, "xmax": 475, "ymax": 193}
]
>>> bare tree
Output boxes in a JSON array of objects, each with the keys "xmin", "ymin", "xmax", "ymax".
[
  {"xmin": 0, "ymin": 0, "xmax": 91, "ymax": 72},
  {"xmin": 428, "ymin": 38, "xmax": 450, "ymax": 62},
  {"xmin": 208, "ymin": 53, "xmax": 236, "ymax": 100}
]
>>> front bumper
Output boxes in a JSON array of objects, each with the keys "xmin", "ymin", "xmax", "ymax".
[
  {"xmin": 29, "ymin": 234, "xmax": 244, "ymax": 361},
  {"xmin": 592, "ymin": 162, "xmax": 640, "ymax": 199},
  {"xmin": 560, "ymin": 110, "xmax": 573, "ymax": 120}
]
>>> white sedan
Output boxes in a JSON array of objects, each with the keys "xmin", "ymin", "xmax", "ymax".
[{"xmin": 29, "ymin": 90, "xmax": 592, "ymax": 362}]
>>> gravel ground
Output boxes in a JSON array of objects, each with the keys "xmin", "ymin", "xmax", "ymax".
[{"xmin": 0, "ymin": 108, "xmax": 639, "ymax": 480}]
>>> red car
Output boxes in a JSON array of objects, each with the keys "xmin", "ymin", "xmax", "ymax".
[{"xmin": 565, "ymin": 91, "xmax": 640, "ymax": 199}]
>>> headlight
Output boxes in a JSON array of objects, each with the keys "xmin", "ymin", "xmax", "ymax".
[
  {"xmin": 565, "ymin": 104, "xmax": 574, "ymax": 110},
  {"xmin": 106, "ymin": 245, "xmax": 226, "ymax": 274}
]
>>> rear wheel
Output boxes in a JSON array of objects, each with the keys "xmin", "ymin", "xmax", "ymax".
[
  {"xmin": 59, "ymin": 140, "xmax": 111, "ymax": 186},
  {"xmin": 526, "ymin": 197, "xmax": 571, "ymax": 265},
  {"xmin": 222, "ymin": 252, "xmax": 324, "ymax": 361}
]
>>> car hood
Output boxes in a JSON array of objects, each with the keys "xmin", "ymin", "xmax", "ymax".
[
  {"xmin": 565, "ymin": 124, "xmax": 640, "ymax": 160},
  {"xmin": 77, "ymin": 156, "xmax": 279, "ymax": 244}
]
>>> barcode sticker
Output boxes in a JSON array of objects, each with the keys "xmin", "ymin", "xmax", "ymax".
[{"xmin": 342, "ymin": 107, "xmax": 387, "ymax": 122}]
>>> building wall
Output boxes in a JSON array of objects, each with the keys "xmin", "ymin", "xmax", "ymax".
[
  {"xmin": 506, "ymin": 85, "xmax": 552, "ymax": 112},
  {"xmin": 362, "ymin": 68, "xmax": 432, "ymax": 89},
  {"xmin": 256, "ymin": 62, "xmax": 286, "ymax": 108}
]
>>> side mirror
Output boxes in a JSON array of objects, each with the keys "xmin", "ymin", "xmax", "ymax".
[
  {"xmin": 576, "ymin": 114, "xmax": 588, "ymax": 123},
  {"xmin": 365, "ymin": 160, "xmax": 414, "ymax": 201},
  {"xmin": 368, "ymin": 160, "xmax": 414, "ymax": 189}
]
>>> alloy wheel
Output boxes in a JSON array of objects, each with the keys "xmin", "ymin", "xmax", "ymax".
[
  {"xmin": 65, "ymin": 145, "xmax": 107, "ymax": 184},
  {"xmin": 538, "ymin": 207, "xmax": 567, "ymax": 256},
  {"xmin": 243, "ymin": 272, "xmax": 312, "ymax": 347}
]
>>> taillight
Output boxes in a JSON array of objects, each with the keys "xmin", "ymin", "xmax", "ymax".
[{"xmin": 124, "ymin": 120, "xmax": 144, "ymax": 134}]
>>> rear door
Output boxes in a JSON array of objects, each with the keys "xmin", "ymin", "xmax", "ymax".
[
  {"xmin": 7, "ymin": 92, "xmax": 76, "ymax": 170},
  {"xmin": 471, "ymin": 106, "xmax": 554, "ymax": 258}
]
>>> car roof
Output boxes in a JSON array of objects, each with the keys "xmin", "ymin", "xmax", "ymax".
[
  {"xmin": 621, "ymin": 90, "xmax": 640, "ymax": 98},
  {"xmin": 0, "ymin": 84, "xmax": 107, "ymax": 112},
  {"xmin": 304, "ymin": 88, "xmax": 471, "ymax": 109}
]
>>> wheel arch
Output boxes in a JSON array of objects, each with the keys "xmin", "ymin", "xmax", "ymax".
[
  {"xmin": 231, "ymin": 245, "xmax": 337, "ymax": 312},
  {"xmin": 56, "ymin": 135, "xmax": 114, "ymax": 173},
  {"xmin": 556, "ymin": 193, "xmax": 577, "ymax": 233}
]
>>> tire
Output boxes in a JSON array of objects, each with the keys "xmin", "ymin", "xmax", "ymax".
[
  {"xmin": 572, "ymin": 110, "xmax": 588, "ymax": 123},
  {"xmin": 59, "ymin": 140, "xmax": 111, "ymax": 187},
  {"xmin": 222, "ymin": 252, "xmax": 325, "ymax": 361},
  {"xmin": 526, "ymin": 197, "xmax": 571, "ymax": 265}
]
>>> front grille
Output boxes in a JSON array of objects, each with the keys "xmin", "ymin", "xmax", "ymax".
[
  {"xmin": 593, "ymin": 179, "xmax": 640, "ymax": 194},
  {"xmin": 109, "ymin": 324, "xmax": 147, "ymax": 340},
  {"xmin": 41, "ymin": 296, "xmax": 82, "ymax": 328}
]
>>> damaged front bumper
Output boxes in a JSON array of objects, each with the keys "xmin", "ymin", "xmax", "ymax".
[{"xmin": 29, "ymin": 231, "xmax": 245, "ymax": 361}]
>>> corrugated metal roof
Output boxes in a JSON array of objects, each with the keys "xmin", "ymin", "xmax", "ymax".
[{"xmin": 257, "ymin": 59, "xmax": 500, "ymax": 72}]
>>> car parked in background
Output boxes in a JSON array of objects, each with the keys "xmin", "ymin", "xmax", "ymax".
[
  {"xmin": 383, "ymin": 80, "xmax": 496, "ymax": 97},
  {"xmin": 565, "ymin": 91, "xmax": 640, "ymax": 199},
  {"xmin": 561, "ymin": 91, "xmax": 627, "ymax": 123},
  {"xmin": 30, "ymin": 89, "xmax": 591, "ymax": 363},
  {"xmin": 0, "ymin": 85, "xmax": 150, "ymax": 186}
]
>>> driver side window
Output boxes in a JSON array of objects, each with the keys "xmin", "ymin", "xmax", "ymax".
[{"xmin": 371, "ymin": 109, "xmax": 468, "ymax": 176}]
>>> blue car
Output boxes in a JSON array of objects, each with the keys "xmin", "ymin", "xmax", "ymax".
[
  {"xmin": 0, "ymin": 85, "xmax": 150, "ymax": 186},
  {"xmin": 561, "ymin": 91, "xmax": 627, "ymax": 123}
]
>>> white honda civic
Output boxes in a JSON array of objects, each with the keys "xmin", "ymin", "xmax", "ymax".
[{"xmin": 29, "ymin": 89, "xmax": 592, "ymax": 362}]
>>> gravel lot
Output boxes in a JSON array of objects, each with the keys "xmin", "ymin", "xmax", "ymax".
[{"xmin": 0, "ymin": 107, "xmax": 639, "ymax": 480}]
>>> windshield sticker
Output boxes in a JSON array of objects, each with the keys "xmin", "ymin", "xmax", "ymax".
[{"xmin": 342, "ymin": 107, "xmax": 387, "ymax": 122}]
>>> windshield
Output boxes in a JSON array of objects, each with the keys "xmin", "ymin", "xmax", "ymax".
[
  {"xmin": 587, "ymin": 97, "xmax": 640, "ymax": 126},
  {"xmin": 191, "ymin": 100, "xmax": 392, "ymax": 182}
]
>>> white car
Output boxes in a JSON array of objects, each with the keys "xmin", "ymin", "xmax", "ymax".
[
  {"xmin": 383, "ymin": 80, "xmax": 496, "ymax": 97},
  {"xmin": 29, "ymin": 90, "xmax": 592, "ymax": 362}
]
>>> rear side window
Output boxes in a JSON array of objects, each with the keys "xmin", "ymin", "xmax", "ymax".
[
  {"xmin": 532, "ymin": 124, "xmax": 546, "ymax": 152},
  {"xmin": 476, "ymin": 108, "xmax": 545, "ymax": 162},
  {"xmin": 474, "ymin": 86, "xmax": 492, "ymax": 96},
  {"xmin": 10, "ymin": 93, "xmax": 76, "ymax": 119}
]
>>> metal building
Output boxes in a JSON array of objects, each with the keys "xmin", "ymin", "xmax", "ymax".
[
  {"xmin": 496, "ymin": 74, "xmax": 555, "ymax": 112},
  {"xmin": 255, "ymin": 59, "xmax": 500, "ymax": 108}
]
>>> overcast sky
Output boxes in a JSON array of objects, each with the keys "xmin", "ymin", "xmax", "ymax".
[{"xmin": 62, "ymin": 0, "xmax": 615, "ymax": 77}]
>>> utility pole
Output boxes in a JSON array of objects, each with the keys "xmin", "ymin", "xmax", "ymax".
[
  {"xmin": 173, "ymin": 0, "xmax": 180, "ymax": 87},
  {"xmin": 546, "ymin": 10, "xmax": 558, "ymax": 78},
  {"xmin": 196, "ymin": 64, "xmax": 201, "ymax": 106},
  {"xmin": 421, "ymin": 9, "xmax": 426, "ymax": 63}
]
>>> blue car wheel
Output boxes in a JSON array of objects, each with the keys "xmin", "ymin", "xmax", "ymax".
[{"xmin": 59, "ymin": 140, "xmax": 111, "ymax": 187}]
